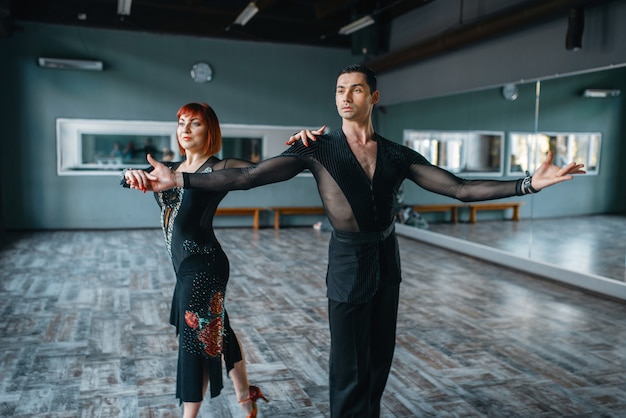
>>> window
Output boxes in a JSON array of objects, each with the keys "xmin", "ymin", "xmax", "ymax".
[
  {"xmin": 403, "ymin": 130, "xmax": 503, "ymax": 176},
  {"xmin": 508, "ymin": 132, "xmax": 601, "ymax": 175},
  {"xmin": 57, "ymin": 118, "xmax": 318, "ymax": 176}
]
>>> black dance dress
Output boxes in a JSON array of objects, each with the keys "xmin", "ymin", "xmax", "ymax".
[{"xmin": 124, "ymin": 156, "xmax": 250, "ymax": 403}]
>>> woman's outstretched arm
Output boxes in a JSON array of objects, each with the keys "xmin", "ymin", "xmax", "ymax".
[{"xmin": 130, "ymin": 154, "xmax": 307, "ymax": 192}]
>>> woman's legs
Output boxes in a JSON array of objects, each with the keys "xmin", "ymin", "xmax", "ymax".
[
  {"xmin": 223, "ymin": 312, "xmax": 260, "ymax": 417},
  {"xmin": 180, "ymin": 355, "xmax": 256, "ymax": 418},
  {"xmin": 229, "ymin": 347, "xmax": 255, "ymax": 416},
  {"xmin": 179, "ymin": 326, "xmax": 263, "ymax": 418},
  {"xmin": 182, "ymin": 402, "xmax": 202, "ymax": 418},
  {"xmin": 182, "ymin": 371, "xmax": 209, "ymax": 418}
]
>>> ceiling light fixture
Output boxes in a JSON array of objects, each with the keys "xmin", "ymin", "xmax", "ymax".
[
  {"xmin": 233, "ymin": 2, "xmax": 259, "ymax": 26},
  {"xmin": 582, "ymin": 89, "xmax": 621, "ymax": 98},
  {"xmin": 38, "ymin": 57, "xmax": 104, "ymax": 71},
  {"xmin": 117, "ymin": 0, "xmax": 133, "ymax": 16},
  {"xmin": 338, "ymin": 15, "xmax": 375, "ymax": 35}
]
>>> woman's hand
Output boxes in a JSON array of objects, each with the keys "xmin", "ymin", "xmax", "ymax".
[{"xmin": 286, "ymin": 125, "xmax": 326, "ymax": 147}]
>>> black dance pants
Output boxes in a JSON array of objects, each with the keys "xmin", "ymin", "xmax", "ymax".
[{"xmin": 328, "ymin": 283, "xmax": 400, "ymax": 418}]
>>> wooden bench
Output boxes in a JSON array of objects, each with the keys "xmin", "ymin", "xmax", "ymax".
[
  {"xmin": 467, "ymin": 202, "xmax": 524, "ymax": 223},
  {"xmin": 411, "ymin": 204, "xmax": 463, "ymax": 223},
  {"xmin": 215, "ymin": 207, "xmax": 261, "ymax": 229},
  {"xmin": 270, "ymin": 206, "xmax": 326, "ymax": 229}
]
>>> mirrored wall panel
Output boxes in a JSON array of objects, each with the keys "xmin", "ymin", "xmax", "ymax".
[
  {"xmin": 385, "ymin": 65, "xmax": 625, "ymax": 285},
  {"xmin": 509, "ymin": 132, "xmax": 601, "ymax": 175},
  {"xmin": 57, "ymin": 119, "xmax": 319, "ymax": 176}
]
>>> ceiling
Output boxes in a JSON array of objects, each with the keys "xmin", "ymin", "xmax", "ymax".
[
  {"xmin": 4, "ymin": 0, "xmax": 616, "ymax": 73},
  {"xmin": 5, "ymin": 0, "xmax": 433, "ymax": 49}
]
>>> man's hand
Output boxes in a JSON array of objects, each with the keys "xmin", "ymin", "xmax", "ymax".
[
  {"xmin": 531, "ymin": 151, "xmax": 586, "ymax": 190},
  {"xmin": 286, "ymin": 125, "xmax": 326, "ymax": 147},
  {"xmin": 124, "ymin": 167, "xmax": 151, "ymax": 193},
  {"xmin": 125, "ymin": 154, "xmax": 181, "ymax": 192}
]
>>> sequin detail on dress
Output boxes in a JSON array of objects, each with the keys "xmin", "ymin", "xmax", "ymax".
[
  {"xmin": 183, "ymin": 272, "xmax": 225, "ymax": 358},
  {"xmin": 157, "ymin": 187, "xmax": 184, "ymax": 259},
  {"xmin": 183, "ymin": 240, "xmax": 217, "ymax": 263}
]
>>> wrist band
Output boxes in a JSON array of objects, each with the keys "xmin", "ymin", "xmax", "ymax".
[
  {"xmin": 522, "ymin": 171, "xmax": 540, "ymax": 194},
  {"xmin": 182, "ymin": 172, "xmax": 189, "ymax": 189}
]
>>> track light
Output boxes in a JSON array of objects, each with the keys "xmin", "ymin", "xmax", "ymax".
[
  {"xmin": 234, "ymin": 2, "xmax": 259, "ymax": 26},
  {"xmin": 117, "ymin": 0, "xmax": 132, "ymax": 16},
  {"xmin": 38, "ymin": 57, "xmax": 104, "ymax": 71},
  {"xmin": 338, "ymin": 15, "xmax": 375, "ymax": 35},
  {"xmin": 566, "ymin": 7, "xmax": 584, "ymax": 51},
  {"xmin": 582, "ymin": 89, "xmax": 620, "ymax": 98}
]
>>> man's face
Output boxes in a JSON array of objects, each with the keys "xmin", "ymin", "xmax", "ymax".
[{"xmin": 335, "ymin": 72, "xmax": 379, "ymax": 122}]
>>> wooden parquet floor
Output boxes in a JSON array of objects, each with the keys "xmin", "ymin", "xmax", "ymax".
[{"xmin": 0, "ymin": 227, "xmax": 625, "ymax": 417}]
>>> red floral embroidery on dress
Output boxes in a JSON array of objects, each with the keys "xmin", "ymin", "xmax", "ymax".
[
  {"xmin": 183, "ymin": 289, "xmax": 225, "ymax": 358},
  {"xmin": 210, "ymin": 292, "xmax": 224, "ymax": 315},
  {"xmin": 185, "ymin": 311, "xmax": 199, "ymax": 329},
  {"xmin": 198, "ymin": 317, "xmax": 223, "ymax": 357}
]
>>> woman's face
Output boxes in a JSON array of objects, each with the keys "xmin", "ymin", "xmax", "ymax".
[{"xmin": 177, "ymin": 113, "xmax": 209, "ymax": 154}]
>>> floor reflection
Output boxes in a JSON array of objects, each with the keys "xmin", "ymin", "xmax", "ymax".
[{"xmin": 425, "ymin": 214, "xmax": 626, "ymax": 282}]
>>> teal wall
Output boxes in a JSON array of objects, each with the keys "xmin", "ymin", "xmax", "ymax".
[
  {"xmin": 0, "ymin": 23, "xmax": 352, "ymax": 229},
  {"xmin": 376, "ymin": 67, "xmax": 626, "ymax": 220},
  {"xmin": 1, "ymin": 21, "xmax": 625, "ymax": 230}
]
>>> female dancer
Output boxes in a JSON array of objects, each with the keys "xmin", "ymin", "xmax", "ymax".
[{"xmin": 123, "ymin": 102, "xmax": 285, "ymax": 417}]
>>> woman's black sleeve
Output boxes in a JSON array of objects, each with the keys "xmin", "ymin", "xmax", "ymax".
[{"xmin": 184, "ymin": 155, "xmax": 307, "ymax": 192}]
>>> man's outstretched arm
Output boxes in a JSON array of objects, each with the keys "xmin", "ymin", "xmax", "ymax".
[{"xmin": 406, "ymin": 150, "xmax": 586, "ymax": 202}]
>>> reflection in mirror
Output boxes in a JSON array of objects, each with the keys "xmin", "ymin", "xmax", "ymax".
[
  {"xmin": 403, "ymin": 130, "xmax": 503, "ymax": 175},
  {"xmin": 422, "ymin": 215, "xmax": 625, "ymax": 282},
  {"xmin": 509, "ymin": 132, "xmax": 601, "ymax": 175},
  {"xmin": 390, "ymin": 66, "xmax": 626, "ymax": 288},
  {"xmin": 81, "ymin": 133, "xmax": 172, "ymax": 168},
  {"xmin": 220, "ymin": 137, "xmax": 263, "ymax": 163}
]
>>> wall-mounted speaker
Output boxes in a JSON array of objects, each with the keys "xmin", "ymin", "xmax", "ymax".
[
  {"xmin": 566, "ymin": 8, "xmax": 584, "ymax": 51},
  {"xmin": 350, "ymin": 23, "xmax": 390, "ymax": 58},
  {"xmin": 0, "ymin": 10, "xmax": 13, "ymax": 37}
]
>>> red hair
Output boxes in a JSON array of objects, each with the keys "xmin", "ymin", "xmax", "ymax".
[{"xmin": 176, "ymin": 102, "xmax": 222, "ymax": 156}]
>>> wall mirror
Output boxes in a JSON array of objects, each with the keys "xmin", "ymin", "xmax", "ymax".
[
  {"xmin": 508, "ymin": 132, "xmax": 602, "ymax": 175},
  {"xmin": 220, "ymin": 137, "xmax": 263, "ymax": 163},
  {"xmin": 392, "ymin": 65, "xmax": 625, "ymax": 293},
  {"xmin": 57, "ymin": 119, "xmax": 317, "ymax": 176},
  {"xmin": 56, "ymin": 119, "xmax": 179, "ymax": 175}
]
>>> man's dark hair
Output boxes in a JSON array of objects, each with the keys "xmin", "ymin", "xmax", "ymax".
[{"xmin": 338, "ymin": 64, "xmax": 377, "ymax": 93}]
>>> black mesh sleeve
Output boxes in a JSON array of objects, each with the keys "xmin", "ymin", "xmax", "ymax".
[
  {"xmin": 404, "ymin": 152, "xmax": 522, "ymax": 201},
  {"xmin": 183, "ymin": 155, "xmax": 308, "ymax": 192}
]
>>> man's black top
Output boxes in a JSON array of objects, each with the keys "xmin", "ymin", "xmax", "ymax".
[{"xmin": 183, "ymin": 129, "xmax": 523, "ymax": 303}]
